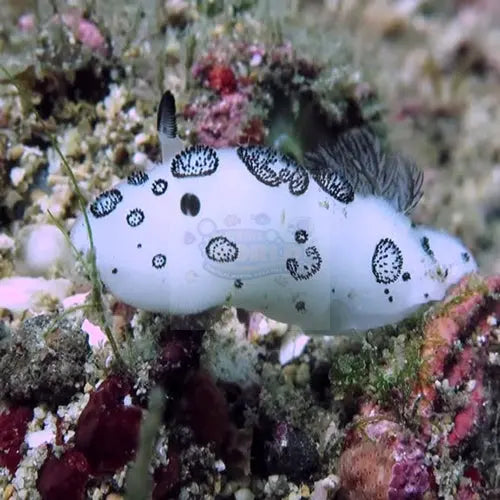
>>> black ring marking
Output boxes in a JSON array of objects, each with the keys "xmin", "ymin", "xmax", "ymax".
[
  {"xmin": 295, "ymin": 300, "xmax": 306, "ymax": 312},
  {"xmin": 237, "ymin": 146, "xmax": 280, "ymax": 186},
  {"xmin": 171, "ymin": 145, "xmax": 219, "ymax": 178},
  {"xmin": 127, "ymin": 171, "xmax": 149, "ymax": 185},
  {"xmin": 151, "ymin": 179, "xmax": 168, "ymax": 195},
  {"xmin": 237, "ymin": 146, "xmax": 310, "ymax": 196},
  {"xmin": 312, "ymin": 169, "xmax": 354, "ymax": 204},
  {"xmin": 152, "ymin": 253, "xmax": 167, "ymax": 269},
  {"xmin": 372, "ymin": 238, "xmax": 403, "ymax": 284},
  {"xmin": 126, "ymin": 208, "xmax": 145, "ymax": 227},
  {"xmin": 90, "ymin": 189, "xmax": 123, "ymax": 218},
  {"xmin": 295, "ymin": 229, "xmax": 308, "ymax": 244},
  {"xmin": 286, "ymin": 245, "xmax": 322, "ymax": 281},
  {"xmin": 205, "ymin": 236, "xmax": 239, "ymax": 263}
]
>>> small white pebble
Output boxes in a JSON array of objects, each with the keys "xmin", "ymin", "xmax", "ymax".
[
  {"xmin": 126, "ymin": 107, "xmax": 140, "ymax": 123},
  {"xmin": 234, "ymin": 488, "xmax": 255, "ymax": 500},
  {"xmin": 25, "ymin": 429, "xmax": 55, "ymax": 448},
  {"xmin": 466, "ymin": 379, "xmax": 477, "ymax": 392},
  {"xmin": 64, "ymin": 430, "xmax": 75, "ymax": 443},
  {"xmin": 279, "ymin": 327, "xmax": 310, "ymax": 365},
  {"xmin": 0, "ymin": 233, "xmax": 15, "ymax": 251},
  {"xmin": 105, "ymin": 354, "xmax": 113, "ymax": 368},
  {"xmin": 487, "ymin": 315, "xmax": 497, "ymax": 327},
  {"xmin": 214, "ymin": 459, "xmax": 226, "ymax": 472},
  {"xmin": 134, "ymin": 132, "xmax": 149, "ymax": 146},
  {"xmin": 132, "ymin": 151, "xmax": 148, "ymax": 167},
  {"xmin": 250, "ymin": 53, "xmax": 262, "ymax": 66},
  {"xmin": 22, "ymin": 146, "xmax": 43, "ymax": 157},
  {"xmin": 311, "ymin": 474, "xmax": 340, "ymax": 500},
  {"xmin": 33, "ymin": 407, "xmax": 46, "ymax": 421},
  {"xmin": 9, "ymin": 167, "xmax": 25, "ymax": 187}
]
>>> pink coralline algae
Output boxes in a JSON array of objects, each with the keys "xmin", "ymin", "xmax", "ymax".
[
  {"xmin": 18, "ymin": 13, "xmax": 36, "ymax": 32},
  {"xmin": 74, "ymin": 375, "xmax": 142, "ymax": 475},
  {"xmin": 0, "ymin": 406, "xmax": 32, "ymax": 474},
  {"xmin": 186, "ymin": 45, "xmax": 263, "ymax": 148},
  {"xmin": 37, "ymin": 450, "xmax": 90, "ymax": 500},
  {"xmin": 183, "ymin": 32, "xmax": 330, "ymax": 149},
  {"xmin": 184, "ymin": 92, "xmax": 257, "ymax": 148},
  {"xmin": 18, "ymin": 9, "xmax": 107, "ymax": 57},
  {"xmin": 417, "ymin": 274, "xmax": 500, "ymax": 448},
  {"xmin": 60, "ymin": 10, "xmax": 108, "ymax": 56},
  {"xmin": 339, "ymin": 404, "xmax": 431, "ymax": 500}
]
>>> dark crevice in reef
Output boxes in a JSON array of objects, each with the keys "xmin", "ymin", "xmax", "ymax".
[
  {"xmin": 265, "ymin": 90, "xmax": 375, "ymax": 162},
  {"xmin": 30, "ymin": 60, "xmax": 120, "ymax": 119}
]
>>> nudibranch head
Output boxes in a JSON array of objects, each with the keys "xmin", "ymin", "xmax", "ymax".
[{"xmin": 415, "ymin": 226, "xmax": 478, "ymax": 297}]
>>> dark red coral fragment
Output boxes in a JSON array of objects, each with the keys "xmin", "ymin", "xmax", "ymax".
[
  {"xmin": 153, "ymin": 449, "xmax": 181, "ymax": 500},
  {"xmin": 0, "ymin": 406, "xmax": 32, "ymax": 474},
  {"xmin": 37, "ymin": 449, "xmax": 90, "ymax": 500},
  {"xmin": 75, "ymin": 376, "xmax": 142, "ymax": 475},
  {"xmin": 182, "ymin": 370, "xmax": 231, "ymax": 450},
  {"xmin": 151, "ymin": 330, "xmax": 202, "ymax": 392}
]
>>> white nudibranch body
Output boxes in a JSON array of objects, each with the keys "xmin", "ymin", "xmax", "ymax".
[{"xmin": 71, "ymin": 92, "xmax": 477, "ymax": 334}]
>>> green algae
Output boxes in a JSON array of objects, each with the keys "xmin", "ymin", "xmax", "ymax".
[{"xmin": 330, "ymin": 327, "xmax": 424, "ymax": 424}]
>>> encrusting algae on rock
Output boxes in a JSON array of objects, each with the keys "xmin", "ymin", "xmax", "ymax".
[
  {"xmin": 0, "ymin": 1, "xmax": 499, "ymax": 499},
  {"xmin": 337, "ymin": 274, "xmax": 500, "ymax": 499}
]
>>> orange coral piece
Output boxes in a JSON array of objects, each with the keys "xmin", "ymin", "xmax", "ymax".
[{"xmin": 339, "ymin": 439, "xmax": 395, "ymax": 500}]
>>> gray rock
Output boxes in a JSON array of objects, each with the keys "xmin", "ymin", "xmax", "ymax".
[{"xmin": 0, "ymin": 315, "xmax": 90, "ymax": 406}]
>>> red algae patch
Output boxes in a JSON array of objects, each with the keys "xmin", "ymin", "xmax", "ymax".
[
  {"xmin": 37, "ymin": 450, "xmax": 90, "ymax": 500},
  {"xmin": 74, "ymin": 376, "xmax": 142, "ymax": 475},
  {"xmin": 0, "ymin": 407, "xmax": 32, "ymax": 474}
]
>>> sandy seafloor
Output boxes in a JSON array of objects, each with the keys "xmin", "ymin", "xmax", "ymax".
[{"xmin": 0, "ymin": 1, "xmax": 499, "ymax": 499}]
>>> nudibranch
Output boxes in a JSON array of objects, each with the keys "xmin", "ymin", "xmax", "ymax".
[{"xmin": 71, "ymin": 91, "xmax": 477, "ymax": 333}]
